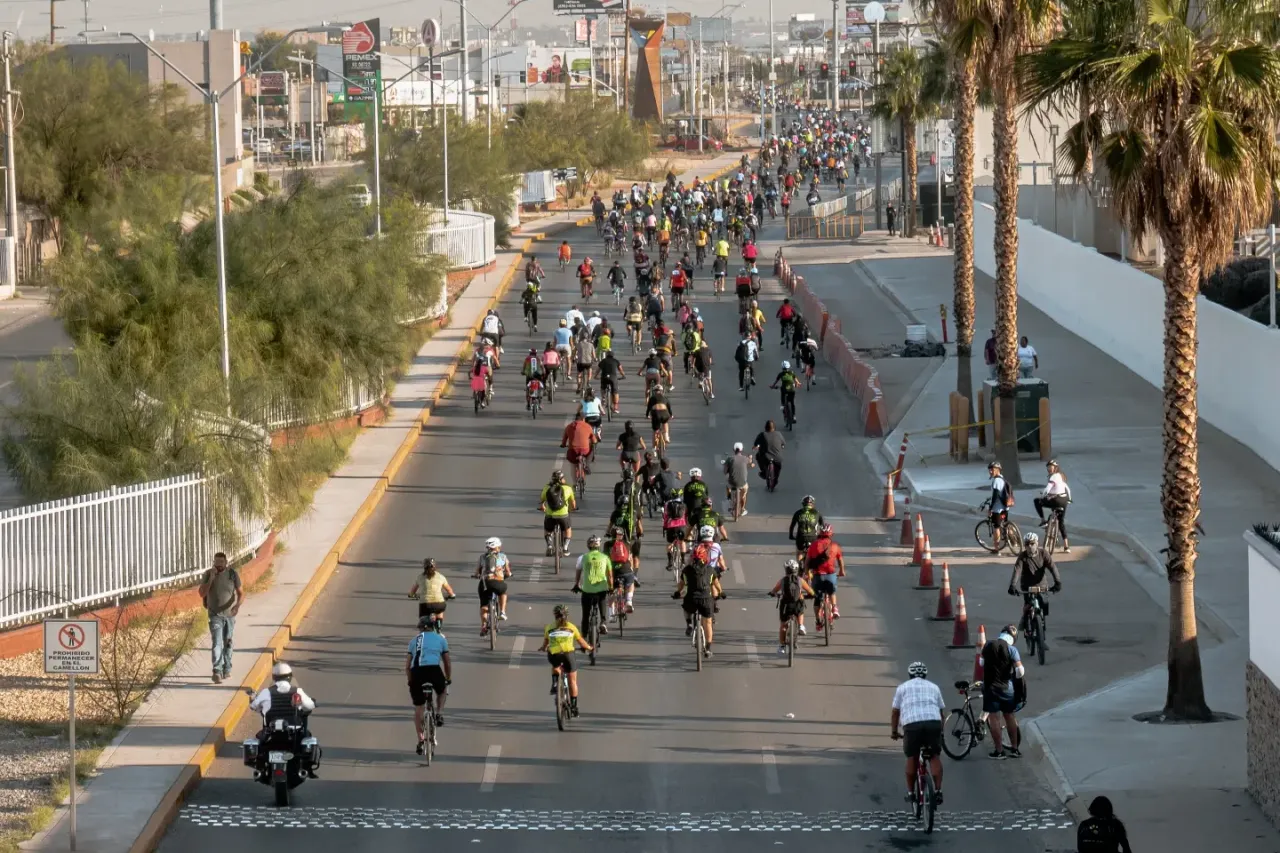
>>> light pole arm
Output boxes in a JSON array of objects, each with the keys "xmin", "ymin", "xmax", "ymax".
[{"xmin": 119, "ymin": 32, "xmax": 208, "ymax": 93}]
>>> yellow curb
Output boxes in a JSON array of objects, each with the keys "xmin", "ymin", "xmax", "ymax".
[{"xmin": 125, "ymin": 235, "xmax": 545, "ymax": 853}]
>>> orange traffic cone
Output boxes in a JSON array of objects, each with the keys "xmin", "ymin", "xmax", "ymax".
[
  {"xmin": 929, "ymin": 563, "xmax": 953, "ymax": 621},
  {"xmin": 879, "ymin": 473, "xmax": 895, "ymax": 520},
  {"xmin": 911, "ymin": 514, "xmax": 925, "ymax": 566},
  {"xmin": 914, "ymin": 538, "xmax": 937, "ymax": 589},
  {"xmin": 947, "ymin": 588, "xmax": 971, "ymax": 648},
  {"xmin": 899, "ymin": 496, "xmax": 913, "ymax": 545},
  {"xmin": 973, "ymin": 624, "xmax": 987, "ymax": 683}
]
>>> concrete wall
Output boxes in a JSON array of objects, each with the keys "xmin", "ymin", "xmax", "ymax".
[
  {"xmin": 1247, "ymin": 530, "xmax": 1280, "ymax": 828},
  {"xmin": 973, "ymin": 201, "xmax": 1280, "ymax": 474},
  {"xmin": 973, "ymin": 184, "xmax": 1156, "ymax": 260}
]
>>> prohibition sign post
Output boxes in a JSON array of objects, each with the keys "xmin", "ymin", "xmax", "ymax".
[{"xmin": 43, "ymin": 619, "xmax": 100, "ymax": 851}]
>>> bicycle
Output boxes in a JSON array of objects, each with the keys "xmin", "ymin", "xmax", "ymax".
[
  {"xmin": 654, "ymin": 427, "xmax": 669, "ymax": 457},
  {"xmin": 692, "ymin": 607, "xmax": 708, "ymax": 671},
  {"xmin": 553, "ymin": 527, "xmax": 563, "ymax": 575},
  {"xmin": 816, "ymin": 582, "xmax": 834, "ymax": 647},
  {"xmin": 1042, "ymin": 508, "xmax": 1066, "ymax": 555},
  {"xmin": 573, "ymin": 456, "xmax": 588, "ymax": 502},
  {"xmin": 554, "ymin": 666, "xmax": 572, "ymax": 731},
  {"xmin": 781, "ymin": 393, "xmax": 796, "ymax": 430},
  {"xmin": 698, "ymin": 371, "xmax": 712, "ymax": 404},
  {"xmin": 891, "ymin": 734, "xmax": 939, "ymax": 833},
  {"xmin": 559, "ymin": 255, "xmax": 570, "ymax": 272},
  {"xmin": 742, "ymin": 363, "xmax": 754, "ymax": 399},
  {"xmin": 643, "ymin": 484, "xmax": 663, "ymax": 519},
  {"xmin": 422, "ymin": 690, "xmax": 438, "ymax": 764},
  {"xmin": 612, "ymin": 281, "xmax": 625, "ymax": 304},
  {"xmin": 583, "ymin": 594, "xmax": 602, "ymax": 666},
  {"xmin": 482, "ymin": 586, "xmax": 500, "ymax": 651},
  {"xmin": 942, "ymin": 679, "xmax": 989, "ymax": 759},
  {"xmin": 610, "ymin": 582, "xmax": 628, "ymax": 638},
  {"xmin": 728, "ymin": 485, "xmax": 747, "ymax": 521},
  {"xmin": 529, "ymin": 384, "xmax": 543, "ymax": 419},
  {"xmin": 1023, "ymin": 585, "xmax": 1052, "ymax": 665},
  {"xmin": 772, "ymin": 595, "xmax": 799, "ymax": 667},
  {"xmin": 763, "ymin": 457, "xmax": 780, "ymax": 492},
  {"xmin": 974, "ymin": 499, "xmax": 1022, "ymax": 556}
]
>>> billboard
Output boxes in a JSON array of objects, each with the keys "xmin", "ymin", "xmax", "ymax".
[
  {"xmin": 342, "ymin": 17, "xmax": 382, "ymax": 117},
  {"xmin": 574, "ymin": 18, "xmax": 600, "ymax": 42},
  {"xmin": 258, "ymin": 70, "xmax": 288, "ymax": 97},
  {"xmin": 788, "ymin": 15, "xmax": 826, "ymax": 42},
  {"xmin": 526, "ymin": 46, "xmax": 593, "ymax": 85},
  {"xmin": 552, "ymin": 0, "xmax": 623, "ymax": 16},
  {"xmin": 690, "ymin": 16, "xmax": 731, "ymax": 42}
]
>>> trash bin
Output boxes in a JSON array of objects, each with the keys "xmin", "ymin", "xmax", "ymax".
[{"xmin": 984, "ymin": 378, "xmax": 1048, "ymax": 453}]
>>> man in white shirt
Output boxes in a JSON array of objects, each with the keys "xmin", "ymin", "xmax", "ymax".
[
  {"xmin": 890, "ymin": 661, "xmax": 947, "ymax": 806},
  {"xmin": 250, "ymin": 662, "xmax": 319, "ymax": 774},
  {"xmin": 585, "ymin": 311, "xmax": 604, "ymax": 335},
  {"xmin": 734, "ymin": 337, "xmax": 759, "ymax": 391},
  {"xmin": 480, "ymin": 310, "xmax": 503, "ymax": 351},
  {"xmin": 1017, "ymin": 335, "xmax": 1038, "ymax": 377},
  {"xmin": 565, "ymin": 305, "xmax": 586, "ymax": 331}
]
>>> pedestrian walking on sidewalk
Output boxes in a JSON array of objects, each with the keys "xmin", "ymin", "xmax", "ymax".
[
  {"xmin": 979, "ymin": 625, "xmax": 1025, "ymax": 759},
  {"xmin": 198, "ymin": 552, "xmax": 241, "ymax": 684},
  {"xmin": 886, "ymin": 202, "xmax": 897, "ymax": 237},
  {"xmin": 1076, "ymin": 796, "xmax": 1133, "ymax": 852},
  {"xmin": 984, "ymin": 329, "xmax": 998, "ymax": 380},
  {"xmin": 1017, "ymin": 335, "xmax": 1039, "ymax": 378}
]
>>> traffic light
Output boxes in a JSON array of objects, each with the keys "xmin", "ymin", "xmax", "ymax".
[
  {"xmin": 519, "ymin": 70, "xmax": 527, "ymax": 84},
  {"xmin": 819, "ymin": 62, "xmax": 830, "ymax": 78},
  {"xmin": 848, "ymin": 59, "xmax": 856, "ymax": 75},
  {"xmin": 798, "ymin": 62, "xmax": 806, "ymax": 75},
  {"xmin": 494, "ymin": 74, "xmax": 502, "ymax": 88},
  {"xmin": 839, "ymin": 68, "xmax": 847, "ymax": 81}
]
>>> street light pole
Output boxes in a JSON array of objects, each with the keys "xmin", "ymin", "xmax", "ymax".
[
  {"xmin": 831, "ymin": 0, "xmax": 839, "ymax": 115},
  {"xmin": 2, "ymin": 32, "xmax": 19, "ymax": 293},
  {"xmin": 768, "ymin": 0, "xmax": 776, "ymax": 139},
  {"xmin": 460, "ymin": 0, "xmax": 469, "ymax": 123}
]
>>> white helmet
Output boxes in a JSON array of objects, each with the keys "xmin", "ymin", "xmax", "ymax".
[
  {"xmin": 781, "ymin": 360, "xmax": 791, "ymax": 370},
  {"xmin": 700, "ymin": 525, "xmax": 716, "ymax": 541},
  {"xmin": 271, "ymin": 662, "xmax": 293, "ymax": 680},
  {"xmin": 592, "ymin": 310, "xmax": 601, "ymax": 317},
  {"xmin": 690, "ymin": 467, "xmax": 703, "ymax": 478},
  {"xmin": 733, "ymin": 442, "xmax": 743, "ymax": 451},
  {"xmin": 485, "ymin": 536, "xmax": 502, "ymax": 551}
]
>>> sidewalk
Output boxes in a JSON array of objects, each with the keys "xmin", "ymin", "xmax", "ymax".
[
  {"xmin": 20, "ymin": 152, "xmax": 744, "ymax": 853},
  {"xmin": 822, "ymin": 245, "xmax": 1280, "ymax": 851}
]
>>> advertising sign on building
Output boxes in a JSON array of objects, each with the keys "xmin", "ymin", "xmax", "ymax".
[
  {"xmin": 846, "ymin": 4, "xmax": 872, "ymax": 36},
  {"xmin": 552, "ymin": 0, "xmax": 623, "ymax": 17},
  {"xmin": 574, "ymin": 18, "xmax": 600, "ymax": 42},
  {"xmin": 258, "ymin": 70, "xmax": 288, "ymax": 97},
  {"xmin": 526, "ymin": 46, "xmax": 592, "ymax": 85},
  {"xmin": 788, "ymin": 14, "xmax": 826, "ymax": 42},
  {"xmin": 342, "ymin": 18, "xmax": 382, "ymax": 118}
]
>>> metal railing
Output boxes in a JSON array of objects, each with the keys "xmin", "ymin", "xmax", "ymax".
[
  {"xmin": 416, "ymin": 209, "xmax": 497, "ymax": 270},
  {"xmin": 0, "ymin": 474, "xmax": 270, "ymax": 630},
  {"xmin": 810, "ymin": 195, "xmax": 849, "ymax": 218},
  {"xmin": 786, "ymin": 211, "xmax": 867, "ymax": 240},
  {"xmin": 258, "ymin": 378, "xmax": 384, "ymax": 432}
]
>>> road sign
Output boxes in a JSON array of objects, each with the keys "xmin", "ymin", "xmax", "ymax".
[
  {"xmin": 863, "ymin": 1, "xmax": 886, "ymax": 23},
  {"xmin": 43, "ymin": 619, "xmax": 99, "ymax": 675},
  {"xmin": 421, "ymin": 18, "xmax": 440, "ymax": 49}
]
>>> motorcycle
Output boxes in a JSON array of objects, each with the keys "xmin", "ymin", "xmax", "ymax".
[{"xmin": 242, "ymin": 709, "xmax": 321, "ymax": 807}]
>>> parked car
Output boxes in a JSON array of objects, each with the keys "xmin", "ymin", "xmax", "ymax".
[
  {"xmin": 663, "ymin": 134, "xmax": 722, "ymax": 152},
  {"xmin": 282, "ymin": 140, "xmax": 313, "ymax": 158},
  {"xmin": 347, "ymin": 184, "xmax": 373, "ymax": 208},
  {"xmin": 250, "ymin": 138, "xmax": 274, "ymax": 156}
]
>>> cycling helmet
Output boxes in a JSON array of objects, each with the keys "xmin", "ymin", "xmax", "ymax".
[
  {"xmin": 802, "ymin": 495, "xmax": 815, "ymax": 506},
  {"xmin": 699, "ymin": 525, "xmax": 715, "ymax": 541},
  {"xmin": 649, "ymin": 348, "xmax": 658, "ymax": 355},
  {"xmin": 690, "ymin": 467, "xmax": 703, "ymax": 478},
  {"xmin": 529, "ymin": 347, "xmax": 538, "ymax": 355},
  {"xmin": 784, "ymin": 559, "xmax": 800, "ymax": 575},
  {"xmin": 551, "ymin": 470, "xmax": 565, "ymax": 483},
  {"xmin": 781, "ymin": 360, "xmax": 791, "ymax": 370},
  {"xmin": 592, "ymin": 310, "xmax": 601, "ymax": 317},
  {"xmin": 271, "ymin": 662, "xmax": 293, "ymax": 680},
  {"xmin": 559, "ymin": 319, "xmax": 568, "ymax": 327},
  {"xmin": 693, "ymin": 307, "xmax": 701, "ymax": 316},
  {"xmin": 988, "ymin": 460, "xmax": 1002, "ymax": 471},
  {"xmin": 908, "ymin": 661, "xmax": 928, "ymax": 679},
  {"xmin": 1023, "ymin": 532, "xmax": 1040, "ymax": 547},
  {"xmin": 644, "ymin": 450, "xmax": 655, "ymax": 461},
  {"xmin": 485, "ymin": 536, "xmax": 502, "ymax": 551},
  {"xmin": 422, "ymin": 557, "xmax": 436, "ymax": 570},
  {"xmin": 418, "ymin": 613, "xmax": 442, "ymax": 631},
  {"xmin": 820, "ymin": 523, "xmax": 833, "ymax": 535},
  {"xmin": 733, "ymin": 441, "xmax": 743, "ymax": 451},
  {"xmin": 1046, "ymin": 458, "xmax": 1060, "ymax": 471},
  {"xmin": 587, "ymin": 535, "xmax": 602, "ymax": 549},
  {"xmin": 554, "ymin": 604, "xmax": 569, "ymax": 620},
  {"xmin": 1002, "ymin": 623, "xmax": 1019, "ymax": 639}
]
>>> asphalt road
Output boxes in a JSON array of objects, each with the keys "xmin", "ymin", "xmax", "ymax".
[{"xmin": 160, "ymin": 202, "xmax": 1077, "ymax": 851}]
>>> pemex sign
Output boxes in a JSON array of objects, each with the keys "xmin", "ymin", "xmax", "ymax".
[{"xmin": 343, "ymin": 18, "xmax": 382, "ymax": 117}]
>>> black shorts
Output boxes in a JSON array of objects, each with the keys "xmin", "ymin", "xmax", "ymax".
[
  {"xmin": 795, "ymin": 537, "xmax": 815, "ymax": 554},
  {"xmin": 544, "ymin": 516, "xmax": 570, "ymax": 534},
  {"xmin": 682, "ymin": 596, "xmax": 714, "ymax": 618},
  {"xmin": 811, "ymin": 576, "xmax": 837, "ymax": 597},
  {"xmin": 478, "ymin": 579, "xmax": 508, "ymax": 604},
  {"xmin": 778, "ymin": 600, "xmax": 805, "ymax": 622},
  {"xmin": 651, "ymin": 409, "xmax": 670, "ymax": 426},
  {"xmin": 902, "ymin": 720, "xmax": 943, "ymax": 758},
  {"xmin": 585, "ymin": 415, "xmax": 603, "ymax": 430},
  {"xmin": 600, "ymin": 376, "xmax": 617, "ymax": 394},
  {"xmin": 665, "ymin": 526, "xmax": 687, "ymax": 544},
  {"xmin": 614, "ymin": 569, "xmax": 636, "ymax": 588},
  {"xmin": 577, "ymin": 362, "xmax": 592, "ymax": 374},
  {"xmin": 408, "ymin": 665, "xmax": 447, "ymax": 706},
  {"xmin": 418, "ymin": 602, "xmax": 447, "ymax": 619},
  {"xmin": 547, "ymin": 651, "xmax": 576, "ymax": 673}
]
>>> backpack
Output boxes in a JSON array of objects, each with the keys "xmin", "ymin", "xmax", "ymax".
[
  {"xmin": 609, "ymin": 539, "xmax": 631, "ymax": 564},
  {"xmin": 735, "ymin": 342, "xmax": 750, "ymax": 364},
  {"xmin": 1000, "ymin": 480, "xmax": 1015, "ymax": 507},
  {"xmin": 684, "ymin": 561, "xmax": 713, "ymax": 596},
  {"xmin": 545, "ymin": 483, "xmax": 566, "ymax": 512},
  {"xmin": 781, "ymin": 573, "xmax": 803, "ymax": 603},
  {"xmin": 665, "ymin": 498, "xmax": 686, "ymax": 521},
  {"xmin": 807, "ymin": 538, "xmax": 833, "ymax": 572},
  {"xmin": 796, "ymin": 509, "xmax": 819, "ymax": 539}
]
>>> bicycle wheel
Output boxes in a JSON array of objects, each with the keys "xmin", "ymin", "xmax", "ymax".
[
  {"xmin": 702, "ymin": 378, "xmax": 711, "ymax": 404},
  {"xmin": 1025, "ymin": 622, "xmax": 1039, "ymax": 662},
  {"xmin": 488, "ymin": 609, "xmax": 497, "ymax": 651},
  {"xmin": 555, "ymin": 676, "xmax": 567, "ymax": 731},
  {"xmin": 531, "ymin": 397, "xmax": 539, "ymax": 419},
  {"xmin": 616, "ymin": 597, "xmax": 626, "ymax": 638},
  {"xmin": 913, "ymin": 779, "xmax": 923, "ymax": 820},
  {"xmin": 1043, "ymin": 518, "xmax": 1059, "ymax": 555},
  {"xmin": 924, "ymin": 771, "xmax": 936, "ymax": 833},
  {"xmin": 973, "ymin": 520, "xmax": 999, "ymax": 553},
  {"xmin": 822, "ymin": 597, "xmax": 832, "ymax": 647},
  {"xmin": 942, "ymin": 709, "xmax": 976, "ymax": 759},
  {"xmin": 695, "ymin": 623, "xmax": 704, "ymax": 671},
  {"xmin": 588, "ymin": 613, "xmax": 599, "ymax": 666},
  {"xmin": 425, "ymin": 703, "xmax": 435, "ymax": 766},
  {"xmin": 553, "ymin": 530, "xmax": 561, "ymax": 575},
  {"xmin": 745, "ymin": 370, "xmax": 752, "ymax": 399},
  {"xmin": 787, "ymin": 616, "xmax": 797, "ymax": 667},
  {"xmin": 1035, "ymin": 613, "xmax": 1046, "ymax": 665},
  {"xmin": 1002, "ymin": 519, "xmax": 1023, "ymax": 556}
]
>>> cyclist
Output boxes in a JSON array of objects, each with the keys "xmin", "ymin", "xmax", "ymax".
[
  {"xmin": 645, "ymin": 383, "xmax": 674, "ymax": 448},
  {"xmin": 679, "ymin": 252, "xmax": 695, "ymax": 293},
  {"xmin": 586, "ymin": 309, "xmax": 605, "ymax": 336},
  {"xmin": 577, "ymin": 257, "xmax": 596, "ymax": 298},
  {"xmin": 743, "ymin": 299, "xmax": 766, "ymax": 344},
  {"xmin": 561, "ymin": 410, "xmax": 597, "ymax": 476},
  {"xmin": 558, "ymin": 240, "xmax": 572, "ymax": 269},
  {"xmin": 615, "ymin": 420, "xmax": 647, "ymax": 474},
  {"xmin": 608, "ymin": 491, "xmax": 644, "ymax": 571},
  {"xmin": 681, "ymin": 467, "xmax": 710, "ymax": 520},
  {"xmin": 521, "ymin": 347, "xmax": 545, "ymax": 410},
  {"xmin": 520, "ymin": 279, "xmax": 540, "ymax": 332},
  {"xmin": 768, "ymin": 559, "xmax": 813, "ymax": 654},
  {"xmin": 695, "ymin": 225, "xmax": 709, "ymax": 267},
  {"xmin": 594, "ymin": 320, "xmax": 613, "ymax": 355},
  {"xmin": 805, "ymin": 523, "xmax": 845, "ymax": 628},
  {"xmin": 788, "ymin": 495, "xmax": 825, "ymax": 562},
  {"xmin": 468, "ymin": 354, "xmax": 492, "ymax": 409},
  {"xmin": 691, "ymin": 524, "xmax": 728, "ymax": 578},
  {"xmin": 474, "ymin": 536, "xmax": 512, "ymax": 635},
  {"xmin": 566, "ymin": 304, "xmax": 587, "ymax": 335},
  {"xmin": 608, "ymin": 261, "xmax": 628, "ymax": 300},
  {"xmin": 673, "ymin": 550, "xmax": 721, "ymax": 658},
  {"xmin": 890, "ymin": 662, "xmax": 947, "ymax": 807},
  {"xmin": 1034, "ymin": 459, "xmax": 1072, "ymax": 552},
  {"xmin": 681, "ymin": 323, "xmax": 702, "ymax": 375},
  {"xmin": 480, "ymin": 309, "xmax": 503, "ymax": 351},
  {"xmin": 776, "ymin": 298, "xmax": 797, "ymax": 345},
  {"xmin": 541, "ymin": 341, "xmax": 561, "ymax": 390},
  {"xmin": 641, "ymin": 348, "xmax": 665, "ymax": 395},
  {"xmin": 662, "ymin": 488, "xmax": 690, "ymax": 562},
  {"xmin": 607, "ymin": 526, "xmax": 638, "ymax": 615},
  {"xmin": 554, "ymin": 319, "xmax": 574, "ymax": 371},
  {"xmin": 406, "ymin": 557, "xmax": 455, "ymax": 623},
  {"xmin": 692, "ymin": 339, "xmax": 715, "ymax": 398},
  {"xmin": 987, "ymin": 461, "xmax": 1015, "ymax": 551},
  {"xmin": 653, "ymin": 324, "xmax": 676, "ymax": 388},
  {"xmin": 980, "ymin": 625, "xmax": 1025, "ymax": 759},
  {"xmin": 1008, "ymin": 532, "xmax": 1063, "ymax": 642},
  {"xmin": 795, "ymin": 336, "xmax": 819, "ymax": 384},
  {"xmin": 575, "ymin": 332, "xmax": 597, "ymax": 391},
  {"xmin": 734, "ymin": 335, "xmax": 760, "ymax": 391},
  {"xmin": 598, "ymin": 348, "xmax": 625, "ymax": 414},
  {"xmin": 713, "ymin": 234, "xmax": 731, "ymax": 267},
  {"xmin": 624, "ymin": 296, "xmax": 645, "ymax": 348},
  {"xmin": 574, "ymin": 535, "xmax": 614, "ymax": 637},
  {"xmin": 691, "ymin": 495, "xmax": 729, "ymax": 544},
  {"xmin": 722, "ymin": 442, "xmax": 753, "ymax": 517},
  {"xmin": 771, "ymin": 360, "xmax": 801, "ymax": 424},
  {"xmin": 539, "ymin": 469, "xmax": 577, "ymax": 557},
  {"xmin": 539, "ymin": 604, "xmax": 591, "ymax": 717},
  {"xmin": 406, "ymin": 613, "xmax": 452, "ymax": 752},
  {"xmin": 524, "ymin": 254, "xmax": 545, "ymax": 287}
]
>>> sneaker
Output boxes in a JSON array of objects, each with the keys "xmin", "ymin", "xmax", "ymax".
[
  {"xmin": 1006, "ymin": 746, "xmax": 1021, "ymax": 758},
  {"xmin": 480, "ymin": 627, "xmax": 488, "ymax": 637},
  {"xmin": 550, "ymin": 684, "xmax": 559, "ymax": 695},
  {"xmin": 499, "ymin": 611, "xmax": 508, "ymax": 621},
  {"xmin": 833, "ymin": 607, "xmax": 841, "ymax": 619},
  {"xmin": 562, "ymin": 546, "xmax": 572, "ymax": 557},
  {"xmin": 686, "ymin": 625, "xmax": 694, "ymax": 637},
  {"xmin": 777, "ymin": 646, "xmax": 787, "ymax": 655},
  {"xmin": 212, "ymin": 672, "xmax": 223, "ymax": 684},
  {"xmin": 434, "ymin": 714, "xmax": 445, "ymax": 727},
  {"xmin": 740, "ymin": 508, "xmax": 748, "ymax": 516},
  {"xmin": 600, "ymin": 625, "xmax": 609, "ymax": 635},
  {"xmin": 798, "ymin": 625, "xmax": 807, "ymax": 636},
  {"xmin": 1062, "ymin": 540, "xmax": 1071, "ymax": 553},
  {"xmin": 816, "ymin": 619, "xmax": 825, "ymax": 632},
  {"xmin": 989, "ymin": 750, "xmax": 1007, "ymax": 760},
  {"xmin": 546, "ymin": 545, "xmax": 554, "ymax": 557},
  {"xmin": 933, "ymin": 791, "xmax": 944, "ymax": 806},
  {"xmin": 703, "ymin": 649, "xmax": 713, "ymax": 659},
  {"xmin": 1038, "ymin": 519, "xmax": 1048, "ymax": 527},
  {"xmin": 626, "ymin": 604, "xmax": 635, "ymax": 614},
  {"xmin": 416, "ymin": 739, "xmax": 426, "ymax": 756},
  {"xmin": 904, "ymin": 792, "xmax": 916, "ymax": 805},
  {"xmin": 738, "ymin": 387, "xmax": 744, "ymax": 392},
  {"xmin": 570, "ymin": 705, "xmax": 580, "ymax": 718}
]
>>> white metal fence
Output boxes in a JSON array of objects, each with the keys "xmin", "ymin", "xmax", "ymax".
[
  {"xmin": 416, "ymin": 209, "xmax": 497, "ymax": 270},
  {"xmin": 809, "ymin": 195, "xmax": 848, "ymax": 218},
  {"xmin": 521, "ymin": 171, "xmax": 556, "ymax": 205},
  {"xmin": 0, "ymin": 474, "xmax": 270, "ymax": 630},
  {"xmin": 259, "ymin": 378, "xmax": 384, "ymax": 432}
]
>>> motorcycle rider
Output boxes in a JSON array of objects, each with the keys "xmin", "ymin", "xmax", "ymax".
[{"xmin": 249, "ymin": 661, "xmax": 319, "ymax": 777}]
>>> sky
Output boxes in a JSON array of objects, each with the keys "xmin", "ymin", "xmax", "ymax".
[{"xmin": 0, "ymin": 0, "xmax": 880, "ymax": 40}]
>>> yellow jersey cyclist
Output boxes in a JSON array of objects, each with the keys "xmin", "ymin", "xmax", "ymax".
[
  {"xmin": 573, "ymin": 535, "xmax": 615, "ymax": 637},
  {"xmin": 539, "ymin": 604, "xmax": 592, "ymax": 717},
  {"xmin": 539, "ymin": 469, "xmax": 578, "ymax": 557}
]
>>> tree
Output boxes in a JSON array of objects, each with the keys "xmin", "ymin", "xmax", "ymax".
[
  {"xmin": 252, "ymin": 32, "xmax": 316, "ymax": 73},
  {"xmin": 504, "ymin": 96, "xmax": 653, "ymax": 187},
  {"xmin": 1020, "ymin": 0, "xmax": 1280, "ymax": 718},
  {"xmin": 871, "ymin": 46, "xmax": 938, "ymax": 239},
  {"xmin": 960, "ymin": 0, "xmax": 1056, "ymax": 483},
  {"xmin": 14, "ymin": 54, "xmax": 206, "ymax": 250}
]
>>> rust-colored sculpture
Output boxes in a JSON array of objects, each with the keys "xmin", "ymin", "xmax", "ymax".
[{"xmin": 629, "ymin": 17, "xmax": 664, "ymax": 122}]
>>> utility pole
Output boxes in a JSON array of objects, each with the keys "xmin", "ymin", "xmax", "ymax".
[
  {"xmin": 48, "ymin": 0, "xmax": 64, "ymax": 44},
  {"xmin": 622, "ymin": 0, "xmax": 630, "ymax": 116},
  {"xmin": 587, "ymin": 15, "xmax": 596, "ymax": 104},
  {"xmin": 2, "ymin": 32, "xmax": 17, "ymax": 294},
  {"xmin": 768, "ymin": 0, "xmax": 776, "ymax": 138},
  {"xmin": 81, "ymin": 0, "xmax": 90, "ymax": 42},
  {"xmin": 209, "ymin": 0, "xmax": 221, "ymax": 29},
  {"xmin": 831, "ymin": 0, "xmax": 840, "ymax": 115},
  {"xmin": 697, "ymin": 19, "xmax": 703, "ymax": 151},
  {"xmin": 459, "ymin": 0, "xmax": 469, "ymax": 123}
]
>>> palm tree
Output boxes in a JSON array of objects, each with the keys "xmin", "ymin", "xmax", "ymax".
[
  {"xmin": 871, "ymin": 46, "xmax": 939, "ymax": 238},
  {"xmin": 1021, "ymin": 0, "xmax": 1280, "ymax": 719}
]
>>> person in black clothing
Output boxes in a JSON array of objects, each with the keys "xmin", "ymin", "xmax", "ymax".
[
  {"xmin": 1076, "ymin": 796, "xmax": 1132, "ymax": 853},
  {"xmin": 597, "ymin": 349, "xmax": 625, "ymax": 413},
  {"xmin": 752, "ymin": 420, "xmax": 786, "ymax": 484},
  {"xmin": 1007, "ymin": 532, "xmax": 1063, "ymax": 646},
  {"xmin": 886, "ymin": 201, "xmax": 897, "ymax": 237},
  {"xmin": 615, "ymin": 420, "xmax": 646, "ymax": 473},
  {"xmin": 607, "ymin": 261, "xmax": 627, "ymax": 295},
  {"xmin": 672, "ymin": 554, "xmax": 721, "ymax": 658}
]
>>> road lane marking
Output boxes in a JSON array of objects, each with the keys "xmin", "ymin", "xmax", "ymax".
[
  {"xmin": 708, "ymin": 413, "xmax": 716, "ymax": 428},
  {"xmin": 731, "ymin": 558, "xmax": 745, "ymax": 585},
  {"xmin": 745, "ymin": 638, "xmax": 760, "ymax": 669},
  {"xmin": 508, "ymin": 636, "xmax": 526, "ymax": 669},
  {"xmin": 480, "ymin": 745, "xmax": 502, "ymax": 792},
  {"xmin": 761, "ymin": 748, "xmax": 781, "ymax": 794}
]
